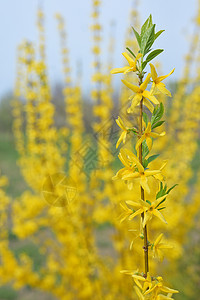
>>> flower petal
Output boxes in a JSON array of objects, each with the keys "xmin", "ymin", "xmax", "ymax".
[
  {"xmin": 154, "ymin": 233, "xmax": 164, "ymax": 246},
  {"xmin": 140, "ymin": 73, "xmax": 151, "ymax": 91},
  {"xmin": 122, "ymin": 52, "xmax": 134, "ymax": 66},
  {"xmin": 124, "ymin": 149, "xmax": 144, "ymax": 173},
  {"xmin": 143, "ymin": 90, "xmax": 159, "ymax": 105},
  {"xmin": 126, "ymin": 200, "xmax": 143, "ymax": 208},
  {"xmin": 129, "ymin": 208, "xmax": 144, "ymax": 220},
  {"xmin": 118, "ymin": 150, "xmax": 130, "ymax": 167},
  {"xmin": 144, "ymin": 170, "xmax": 161, "ymax": 177},
  {"xmin": 149, "ymin": 63, "xmax": 158, "ymax": 81},
  {"xmin": 140, "ymin": 175, "xmax": 150, "ymax": 193},
  {"xmin": 153, "ymin": 209, "xmax": 167, "ymax": 224},
  {"xmin": 157, "ymin": 82, "xmax": 172, "ymax": 97},
  {"xmin": 157, "ymin": 68, "xmax": 175, "ymax": 82},
  {"xmin": 128, "ymin": 94, "xmax": 143, "ymax": 113},
  {"xmin": 116, "ymin": 132, "xmax": 127, "ymax": 148},
  {"xmin": 122, "ymin": 172, "xmax": 140, "ymax": 180},
  {"xmin": 116, "ymin": 116, "xmax": 127, "ymax": 131},
  {"xmin": 151, "ymin": 131, "xmax": 165, "ymax": 138},
  {"xmin": 143, "ymin": 211, "xmax": 152, "ymax": 227},
  {"xmin": 146, "ymin": 136, "xmax": 153, "ymax": 151},
  {"xmin": 135, "ymin": 135, "xmax": 146, "ymax": 152},
  {"xmin": 111, "ymin": 66, "xmax": 130, "ymax": 74},
  {"xmin": 143, "ymin": 98, "xmax": 154, "ymax": 112},
  {"xmin": 121, "ymin": 79, "xmax": 140, "ymax": 93}
]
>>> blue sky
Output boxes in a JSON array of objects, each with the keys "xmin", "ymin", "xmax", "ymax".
[{"xmin": 0, "ymin": 0, "xmax": 197, "ymax": 98}]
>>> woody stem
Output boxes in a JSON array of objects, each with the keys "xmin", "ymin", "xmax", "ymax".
[{"xmin": 138, "ymin": 77, "xmax": 149, "ymax": 276}]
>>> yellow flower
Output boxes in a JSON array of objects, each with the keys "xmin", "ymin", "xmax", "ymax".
[
  {"xmin": 153, "ymin": 160, "xmax": 167, "ymax": 181},
  {"xmin": 144, "ymin": 276, "xmax": 179, "ymax": 297},
  {"xmin": 119, "ymin": 202, "xmax": 134, "ymax": 223},
  {"xmin": 150, "ymin": 63, "xmax": 175, "ymax": 97},
  {"xmin": 112, "ymin": 148, "xmax": 136, "ymax": 182},
  {"xmin": 132, "ymin": 272, "xmax": 152, "ymax": 293},
  {"xmin": 153, "ymin": 233, "xmax": 173, "ymax": 261},
  {"xmin": 136, "ymin": 122, "xmax": 166, "ymax": 151},
  {"xmin": 111, "ymin": 52, "xmax": 142, "ymax": 74},
  {"xmin": 142, "ymin": 98, "xmax": 154, "ymax": 113},
  {"xmin": 125, "ymin": 200, "xmax": 149, "ymax": 221},
  {"xmin": 134, "ymin": 286, "xmax": 144, "ymax": 300},
  {"xmin": 122, "ymin": 74, "xmax": 159, "ymax": 113},
  {"xmin": 117, "ymin": 149, "xmax": 161, "ymax": 193},
  {"xmin": 142, "ymin": 195, "xmax": 168, "ymax": 227},
  {"xmin": 115, "ymin": 117, "xmax": 129, "ymax": 148}
]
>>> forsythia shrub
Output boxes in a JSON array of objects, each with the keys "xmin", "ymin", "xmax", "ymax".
[{"xmin": 111, "ymin": 15, "xmax": 179, "ymax": 299}]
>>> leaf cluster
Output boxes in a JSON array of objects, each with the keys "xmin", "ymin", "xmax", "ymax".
[
  {"xmin": 127, "ymin": 15, "xmax": 164, "ymax": 71},
  {"xmin": 142, "ymin": 103, "xmax": 165, "ymax": 130},
  {"xmin": 155, "ymin": 182, "xmax": 178, "ymax": 210},
  {"xmin": 151, "ymin": 103, "xmax": 165, "ymax": 129}
]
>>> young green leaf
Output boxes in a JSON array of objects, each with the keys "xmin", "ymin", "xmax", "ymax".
[
  {"xmin": 142, "ymin": 61, "xmax": 148, "ymax": 70},
  {"xmin": 151, "ymin": 120, "xmax": 165, "ymax": 130},
  {"xmin": 163, "ymin": 184, "xmax": 167, "ymax": 193},
  {"xmin": 155, "ymin": 197, "xmax": 167, "ymax": 208},
  {"xmin": 126, "ymin": 47, "xmax": 136, "ymax": 58},
  {"xmin": 167, "ymin": 184, "xmax": 178, "ymax": 194},
  {"xmin": 147, "ymin": 154, "xmax": 160, "ymax": 164},
  {"xmin": 142, "ymin": 140, "xmax": 150, "ymax": 159},
  {"xmin": 145, "ymin": 49, "xmax": 164, "ymax": 63},
  {"xmin": 141, "ymin": 14, "xmax": 153, "ymax": 37},
  {"xmin": 132, "ymin": 146, "xmax": 137, "ymax": 156},
  {"xmin": 141, "ymin": 24, "xmax": 155, "ymax": 56},
  {"xmin": 146, "ymin": 200, "xmax": 151, "ymax": 205},
  {"xmin": 132, "ymin": 27, "xmax": 141, "ymax": 48},
  {"xmin": 156, "ymin": 182, "xmax": 167, "ymax": 199},
  {"xmin": 157, "ymin": 207, "xmax": 166, "ymax": 211},
  {"xmin": 143, "ymin": 159, "xmax": 148, "ymax": 168},
  {"xmin": 151, "ymin": 103, "xmax": 164, "ymax": 125},
  {"xmin": 142, "ymin": 112, "xmax": 148, "ymax": 127},
  {"xmin": 160, "ymin": 182, "xmax": 163, "ymax": 190},
  {"xmin": 154, "ymin": 30, "xmax": 165, "ymax": 41}
]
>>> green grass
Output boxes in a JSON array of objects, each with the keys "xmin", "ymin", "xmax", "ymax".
[
  {"xmin": 188, "ymin": 138, "xmax": 200, "ymax": 185},
  {"xmin": 0, "ymin": 133, "xmax": 27, "ymax": 197},
  {"xmin": 13, "ymin": 241, "xmax": 45, "ymax": 272},
  {"xmin": 0, "ymin": 286, "xmax": 18, "ymax": 300}
]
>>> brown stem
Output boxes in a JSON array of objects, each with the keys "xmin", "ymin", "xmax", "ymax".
[{"xmin": 138, "ymin": 78, "xmax": 149, "ymax": 276}]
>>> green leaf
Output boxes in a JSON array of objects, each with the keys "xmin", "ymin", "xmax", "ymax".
[
  {"xmin": 142, "ymin": 61, "xmax": 148, "ymax": 70},
  {"xmin": 158, "ymin": 207, "xmax": 166, "ymax": 211},
  {"xmin": 151, "ymin": 103, "xmax": 164, "ymax": 126},
  {"xmin": 151, "ymin": 120, "xmax": 165, "ymax": 130},
  {"xmin": 145, "ymin": 49, "xmax": 164, "ymax": 63},
  {"xmin": 155, "ymin": 197, "xmax": 167, "ymax": 208},
  {"xmin": 141, "ymin": 24, "xmax": 155, "ymax": 56},
  {"xmin": 156, "ymin": 182, "xmax": 166, "ymax": 199},
  {"xmin": 146, "ymin": 200, "xmax": 151, "ymax": 205},
  {"xmin": 132, "ymin": 27, "xmax": 141, "ymax": 48},
  {"xmin": 126, "ymin": 47, "xmax": 136, "ymax": 58},
  {"xmin": 133, "ymin": 146, "xmax": 137, "ymax": 156},
  {"xmin": 142, "ymin": 112, "xmax": 148, "ymax": 127},
  {"xmin": 142, "ymin": 140, "xmax": 150, "ymax": 159},
  {"xmin": 160, "ymin": 182, "xmax": 163, "ymax": 190},
  {"xmin": 167, "ymin": 184, "xmax": 178, "ymax": 194},
  {"xmin": 163, "ymin": 184, "xmax": 167, "ymax": 193},
  {"xmin": 154, "ymin": 30, "xmax": 165, "ymax": 40},
  {"xmin": 143, "ymin": 159, "xmax": 148, "ymax": 168},
  {"xmin": 141, "ymin": 15, "xmax": 153, "ymax": 37},
  {"xmin": 147, "ymin": 154, "xmax": 159, "ymax": 164}
]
